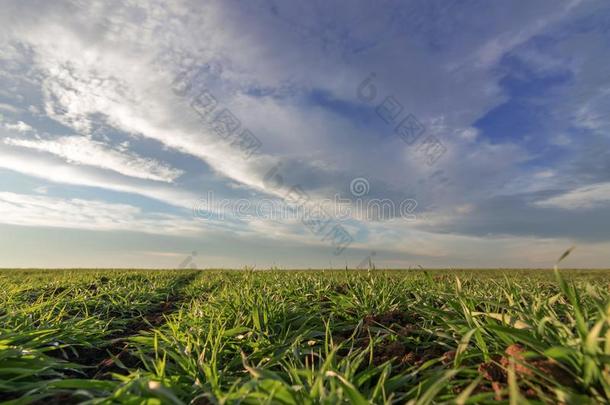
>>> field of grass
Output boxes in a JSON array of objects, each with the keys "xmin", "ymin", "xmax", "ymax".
[{"xmin": 2, "ymin": 265, "xmax": 610, "ymax": 404}]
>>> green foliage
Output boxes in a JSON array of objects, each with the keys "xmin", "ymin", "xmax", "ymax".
[{"xmin": 1, "ymin": 267, "xmax": 610, "ymax": 403}]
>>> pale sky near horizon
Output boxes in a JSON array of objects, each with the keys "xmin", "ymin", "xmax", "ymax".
[{"xmin": 1, "ymin": 0, "xmax": 610, "ymax": 269}]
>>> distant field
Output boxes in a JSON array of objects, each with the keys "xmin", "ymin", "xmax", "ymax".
[{"xmin": 1, "ymin": 268, "xmax": 610, "ymax": 404}]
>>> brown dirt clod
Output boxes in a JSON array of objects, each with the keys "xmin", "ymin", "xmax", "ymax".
[
  {"xmin": 441, "ymin": 350, "xmax": 457, "ymax": 365},
  {"xmin": 500, "ymin": 344, "xmax": 572, "ymax": 385},
  {"xmin": 477, "ymin": 343, "xmax": 573, "ymax": 400}
]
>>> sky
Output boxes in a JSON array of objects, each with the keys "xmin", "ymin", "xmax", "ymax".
[{"xmin": 1, "ymin": 0, "xmax": 609, "ymax": 269}]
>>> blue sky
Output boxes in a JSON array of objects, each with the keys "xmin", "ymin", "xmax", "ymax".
[{"xmin": 1, "ymin": 0, "xmax": 609, "ymax": 268}]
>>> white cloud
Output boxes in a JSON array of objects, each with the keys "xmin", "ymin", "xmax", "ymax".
[
  {"xmin": 3, "ymin": 120, "xmax": 32, "ymax": 132},
  {"xmin": 535, "ymin": 183, "xmax": 610, "ymax": 210},
  {"xmin": 33, "ymin": 185, "xmax": 49, "ymax": 194},
  {"xmin": 535, "ymin": 170, "xmax": 555, "ymax": 179},
  {"xmin": 458, "ymin": 127, "xmax": 479, "ymax": 142},
  {"xmin": 0, "ymin": 143, "xmax": 198, "ymax": 210},
  {"xmin": 467, "ymin": 0, "xmax": 583, "ymax": 68},
  {"xmin": 0, "ymin": 0, "xmax": 551, "ymax": 216},
  {"xmin": 0, "ymin": 102, "xmax": 21, "ymax": 114},
  {"xmin": 14, "ymin": 22, "xmax": 277, "ymax": 196},
  {"xmin": 0, "ymin": 191, "xmax": 202, "ymax": 235},
  {"xmin": 3, "ymin": 135, "xmax": 184, "ymax": 183}
]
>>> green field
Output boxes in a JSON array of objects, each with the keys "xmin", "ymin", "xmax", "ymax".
[{"xmin": 2, "ymin": 266, "xmax": 610, "ymax": 404}]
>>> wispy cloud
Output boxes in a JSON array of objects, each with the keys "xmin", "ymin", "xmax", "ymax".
[
  {"xmin": 0, "ymin": 191, "xmax": 203, "ymax": 235},
  {"xmin": 3, "ymin": 121, "xmax": 32, "ymax": 132},
  {"xmin": 536, "ymin": 183, "xmax": 610, "ymax": 210},
  {"xmin": 4, "ymin": 135, "xmax": 184, "ymax": 183},
  {"xmin": 0, "ymin": 143, "xmax": 198, "ymax": 210}
]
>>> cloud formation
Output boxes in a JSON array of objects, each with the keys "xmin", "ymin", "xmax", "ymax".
[
  {"xmin": 0, "ymin": 0, "xmax": 609, "ymax": 267},
  {"xmin": 3, "ymin": 135, "xmax": 184, "ymax": 182}
]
